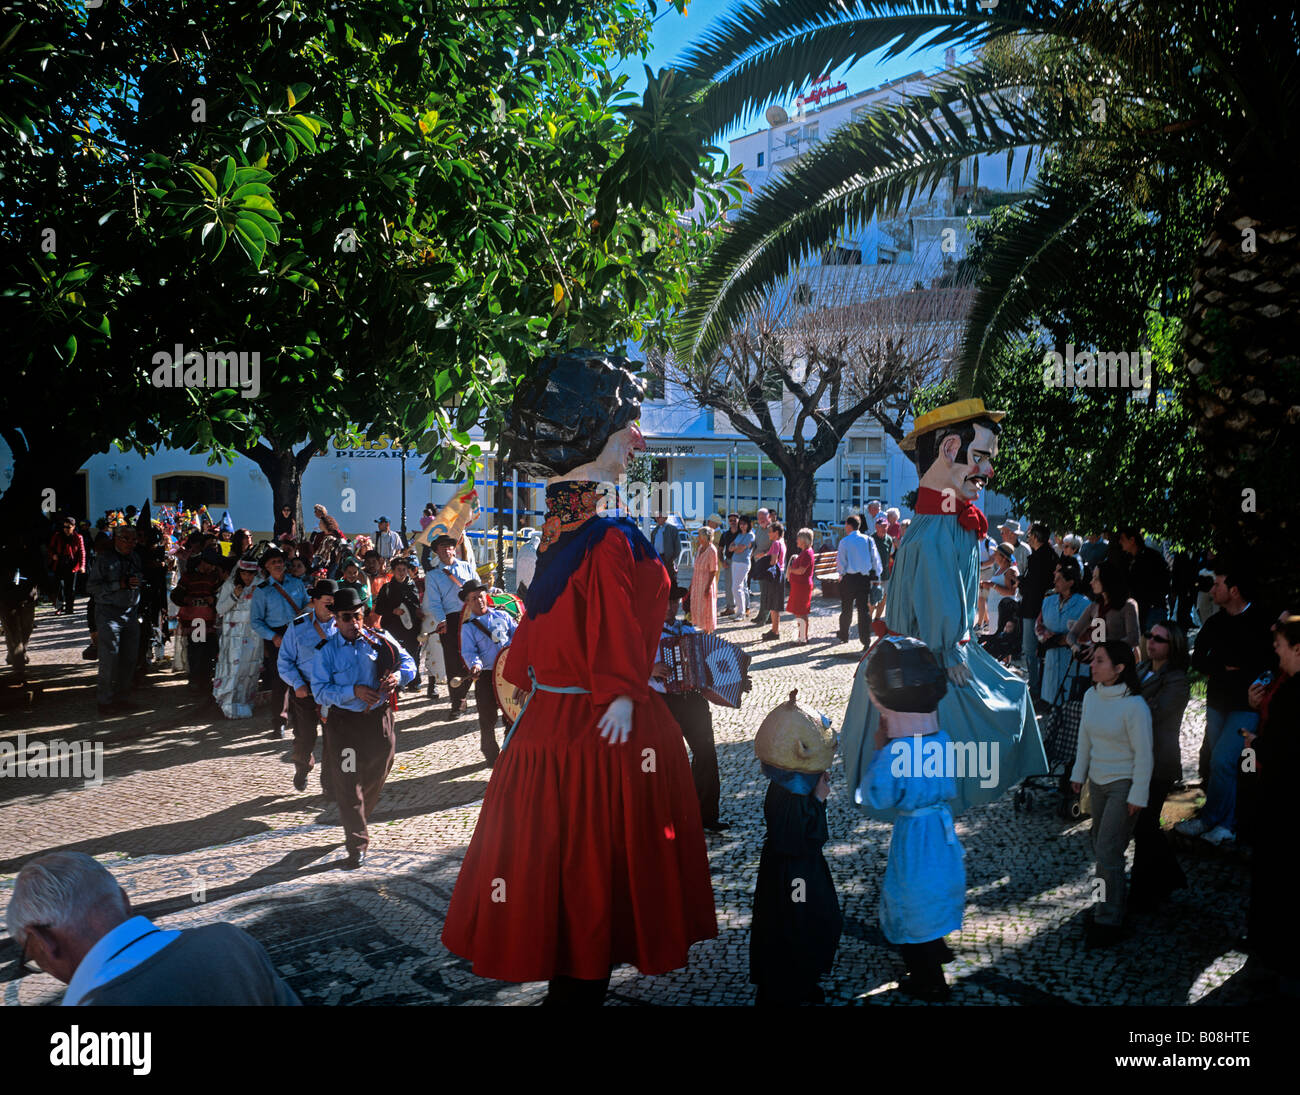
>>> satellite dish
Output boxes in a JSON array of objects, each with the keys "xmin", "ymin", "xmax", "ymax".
[{"xmin": 765, "ymin": 104, "xmax": 789, "ymax": 126}]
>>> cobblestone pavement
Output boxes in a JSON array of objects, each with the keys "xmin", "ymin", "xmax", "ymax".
[{"xmin": 1, "ymin": 600, "xmax": 1252, "ymax": 1006}]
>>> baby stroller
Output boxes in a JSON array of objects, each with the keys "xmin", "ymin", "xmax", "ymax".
[{"xmin": 1020, "ymin": 646, "xmax": 1092, "ymax": 819}]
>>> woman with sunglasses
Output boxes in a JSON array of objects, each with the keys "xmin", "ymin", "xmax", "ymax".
[{"xmin": 1130, "ymin": 622, "xmax": 1190, "ymax": 911}]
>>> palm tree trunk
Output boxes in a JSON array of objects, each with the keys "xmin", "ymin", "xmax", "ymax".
[{"xmin": 1181, "ymin": 186, "xmax": 1300, "ymax": 605}]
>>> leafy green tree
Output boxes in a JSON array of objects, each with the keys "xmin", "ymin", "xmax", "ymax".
[
  {"xmin": 0, "ymin": 0, "xmax": 736, "ymax": 533},
  {"xmin": 671, "ymin": 0, "xmax": 1300, "ymax": 601}
]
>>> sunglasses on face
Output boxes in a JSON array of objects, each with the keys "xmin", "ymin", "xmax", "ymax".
[
  {"xmin": 1144, "ymin": 632, "xmax": 1169, "ymax": 643},
  {"xmin": 336, "ymin": 611, "xmax": 361, "ymax": 621}
]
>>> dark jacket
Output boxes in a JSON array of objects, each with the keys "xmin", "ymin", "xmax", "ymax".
[
  {"xmin": 1018, "ymin": 543, "xmax": 1057, "ymax": 619},
  {"xmin": 1138, "ymin": 662, "xmax": 1191, "ymax": 783},
  {"xmin": 1190, "ymin": 602, "xmax": 1276, "ymax": 711},
  {"xmin": 373, "ymin": 576, "xmax": 423, "ymax": 643},
  {"xmin": 78, "ymin": 923, "xmax": 300, "ymax": 1006},
  {"xmin": 1126, "ymin": 545, "xmax": 1170, "ymax": 615},
  {"xmin": 652, "ymin": 521, "xmax": 682, "ymax": 568}
]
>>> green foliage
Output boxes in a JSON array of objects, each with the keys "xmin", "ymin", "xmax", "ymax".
[
  {"xmin": 917, "ymin": 148, "xmax": 1216, "ymax": 546},
  {"xmin": 0, "ymin": 0, "xmax": 734, "ymax": 517}
]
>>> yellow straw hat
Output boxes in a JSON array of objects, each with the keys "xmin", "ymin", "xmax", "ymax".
[{"xmin": 899, "ymin": 398, "xmax": 1006, "ymax": 452}]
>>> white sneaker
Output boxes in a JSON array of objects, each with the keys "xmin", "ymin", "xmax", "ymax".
[
  {"xmin": 1175, "ymin": 818, "xmax": 1209, "ymax": 837},
  {"xmin": 1201, "ymin": 825, "xmax": 1236, "ymax": 846}
]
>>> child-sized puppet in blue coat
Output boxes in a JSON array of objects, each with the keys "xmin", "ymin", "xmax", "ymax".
[{"xmin": 864, "ymin": 635, "xmax": 965, "ymax": 1002}]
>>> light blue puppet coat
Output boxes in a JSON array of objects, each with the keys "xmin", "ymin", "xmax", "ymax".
[
  {"xmin": 842, "ymin": 512, "xmax": 1049, "ymax": 819},
  {"xmin": 866, "ymin": 729, "xmax": 966, "ymax": 944}
]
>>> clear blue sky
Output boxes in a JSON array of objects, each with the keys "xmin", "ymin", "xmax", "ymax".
[{"xmin": 615, "ymin": 1, "xmax": 974, "ymax": 147}]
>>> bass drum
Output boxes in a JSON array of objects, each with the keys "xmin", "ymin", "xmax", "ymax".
[{"xmin": 492, "ymin": 646, "xmax": 527, "ymax": 725}]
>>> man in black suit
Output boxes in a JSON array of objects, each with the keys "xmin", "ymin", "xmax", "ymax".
[{"xmin": 1018, "ymin": 522, "xmax": 1057, "ymax": 704}]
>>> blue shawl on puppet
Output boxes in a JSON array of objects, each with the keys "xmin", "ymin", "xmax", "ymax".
[{"xmin": 523, "ymin": 515, "xmax": 659, "ymax": 618}]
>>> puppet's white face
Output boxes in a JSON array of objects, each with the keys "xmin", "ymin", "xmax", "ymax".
[
  {"xmin": 596, "ymin": 420, "xmax": 645, "ymax": 476},
  {"xmin": 933, "ymin": 423, "xmax": 997, "ymax": 502}
]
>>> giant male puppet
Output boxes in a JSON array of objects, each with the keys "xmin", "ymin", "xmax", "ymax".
[{"xmin": 841, "ymin": 399, "xmax": 1048, "ymax": 816}]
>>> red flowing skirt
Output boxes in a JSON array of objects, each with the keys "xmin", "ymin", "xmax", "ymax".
[{"xmin": 440, "ymin": 689, "xmax": 718, "ymax": 982}]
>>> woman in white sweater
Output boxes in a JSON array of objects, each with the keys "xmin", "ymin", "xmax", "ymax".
[{"xmin": 1070, "ymin": 639, "xmax": 1153, "ymax": 948}]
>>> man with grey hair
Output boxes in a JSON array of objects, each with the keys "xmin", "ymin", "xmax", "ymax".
[
  {"xmin": 8, "ymin": 851, "xmax": 299, "ymax": 1005},
  {"xmin": 750, "ymin": 508, "xmax": 773, "ymax": 623}
]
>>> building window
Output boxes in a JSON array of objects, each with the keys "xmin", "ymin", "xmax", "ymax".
[
  {"xmin": 824, "ymin": 245, "xmax": 862, "ymax": 266},
  {"xmin": 152, "ymin": 473, "xmax": 227, "ymax": 507},
  {"xmin": 866, "ymin": 435, "xmax": 884, "ymax": 454},
  {"xmin": 756, "ymin": 151, "xmax": 764, "ymax": 167},
  {"xmin": 803, "ymin": 123, "xmax": 819, "ymax": 144},
  {"xmin": 785, "ymin": 129, "xmax": 800, "ymax": 147}
]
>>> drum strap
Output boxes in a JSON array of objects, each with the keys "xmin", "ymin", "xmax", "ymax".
[{"xmin": 500, "ymin": 665, "xmax": 591, "ymax": 753}]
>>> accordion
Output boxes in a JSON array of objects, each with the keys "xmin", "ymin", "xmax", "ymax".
[{"xmin": 659, "ymin": 631, "xmax": 751, "ymax": 708}]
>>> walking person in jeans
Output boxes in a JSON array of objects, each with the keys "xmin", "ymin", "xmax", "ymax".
[
  {"xmin": 725, "ymin": 516, "xmax": 754, "ymax": 619},
  {"xmin": 48, "ymin": 515, "xmax": 86, "ymax": 615},
  {"xmin": 1176, "ymin": 561, "xmax": 1275, "ymax": 846},
  {"xmin": 1070, "ymin": 640, "xmax": 1153, "ymax": 948},
  {"xmin": 1131, "ymin": 622, "xmax": 1191, "ymax": 911}
]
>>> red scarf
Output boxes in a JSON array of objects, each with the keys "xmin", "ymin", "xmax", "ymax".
[{"xmin": 915, "ymin": 486, "xmax": 988, "ymax": 538}]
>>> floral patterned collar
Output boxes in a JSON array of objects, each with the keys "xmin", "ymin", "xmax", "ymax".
[{"xmin": 538, "ymin": 481, "xmax": 604, "ymax": 553}]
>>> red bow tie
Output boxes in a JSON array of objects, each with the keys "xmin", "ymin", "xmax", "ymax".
[{"xmin": 915, "ymin": 486, "xmax": 989, "ymax": 538}]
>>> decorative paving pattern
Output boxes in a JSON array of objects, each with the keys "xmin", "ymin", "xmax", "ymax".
[{"xmin": 1, "ymin": 602, "xmax": 1252, "ymax": 1006}]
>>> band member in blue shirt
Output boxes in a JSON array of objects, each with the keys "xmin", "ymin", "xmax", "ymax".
[
  {"xmin": 457, "ymin": 579, "xmax": 517, "ymax": 767},
  {"xmin": 250, "ymin": 547, "xmax": 309, "ymax": 739},
  {"xmin": 311, "ymin": 587, "xmax": 416, "ymax": 869},
  {"xmin": 277, "ymin": 579, "xmax": 337, "ymax": 793},
  {"xmin": 421, "ymin": 534, "xmax": 477, "ymax": 720}
]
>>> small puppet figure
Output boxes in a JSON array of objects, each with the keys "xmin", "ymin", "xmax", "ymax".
[
  {"xmin": 863, "ymin": 635, "xmax": 964, "ymax": 1002},
  {"xmin": 750, "ymin": 689, "xmax": 842, "ymax": 1006}
]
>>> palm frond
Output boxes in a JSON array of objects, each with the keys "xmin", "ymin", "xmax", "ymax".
[
  {"xmin": 676, "ymin": 0, "xmax": 1161, "ymax": 139},
  {"xmin": 674, "ymin": 69, "xmax": 1110, "ymax": 367},
  {"xmin": 953, "ymin": 171, "xmax": 1129, "ymax": 395}
]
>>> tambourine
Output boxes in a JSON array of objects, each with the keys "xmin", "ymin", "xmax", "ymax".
[{"xmin": 492, "ymin": 647, "xmax": 527, "ymax": 724}]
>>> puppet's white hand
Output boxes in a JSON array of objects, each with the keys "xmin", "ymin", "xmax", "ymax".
[
  {"xmin": 946, "ymin": 663, "xmax": 973, "ymax": 686},
  {"xmin": 597, "ymin": 695, "xmax": 634, "ymax": 744}
]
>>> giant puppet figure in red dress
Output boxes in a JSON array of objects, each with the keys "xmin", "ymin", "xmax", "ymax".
[{"xmin": 441, "ymin": 352, "xmax": 717, "ymax": 1004}]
